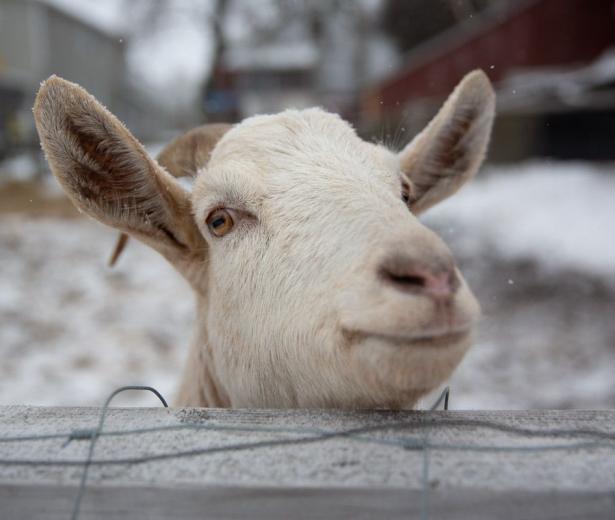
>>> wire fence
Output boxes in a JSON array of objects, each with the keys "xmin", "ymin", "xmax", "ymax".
[{"xmin": 0, "ymin": 385, "xmax": 614, "ymax": 520}]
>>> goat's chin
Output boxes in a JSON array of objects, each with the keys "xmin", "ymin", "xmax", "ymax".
[
  {"xmin": 349, "ymin": 328, "xmax": 472, "ymax": 349},
  {"xmin": 348, "ymin": 329, "xmax": 473, "ymax": 398}
]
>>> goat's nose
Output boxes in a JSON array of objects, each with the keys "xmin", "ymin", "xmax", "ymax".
[{"xmin": 379, "ymin": 255, "xmax": 459, "ymax": 301}]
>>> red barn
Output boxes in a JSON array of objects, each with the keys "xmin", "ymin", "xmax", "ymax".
[
  {"xmin": 361, "ymin": 0, "xmax": 615, "ymax": 161},
  {"xmin": 364, "ymin": 0, "xmax": 615, "ymax": 121}
]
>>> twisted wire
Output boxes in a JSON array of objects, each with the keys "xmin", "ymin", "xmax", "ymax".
[{"xmin": 0, "ymin": 385, "xmax": 613, "ymax": 520}]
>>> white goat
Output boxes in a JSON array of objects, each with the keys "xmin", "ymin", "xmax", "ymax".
[{"xmin": 33, "ymin": 70, "xmax": 494, "ymax": 409}]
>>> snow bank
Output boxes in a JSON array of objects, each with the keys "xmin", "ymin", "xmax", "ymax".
[
  {"xmin": 425, "ymin": 161, "xmax": 615, "ymax": 280},
  {"xmin": 0, "ymin": 218, "xmax": 193, "ymax": 406}
]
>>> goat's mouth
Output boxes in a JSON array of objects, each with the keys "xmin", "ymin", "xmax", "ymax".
[{"xmin": 344, "ymin": 327, "xmax": 471, "ymax": 348}]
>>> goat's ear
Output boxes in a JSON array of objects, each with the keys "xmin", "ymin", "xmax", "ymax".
[
  {"xmin": 399, "ymin": 70, "xmax": 495, "ymax": 214},
  {"xmin": 33, "ymin": 76, "xmax": 206, "ymax": 260},
  {"xmin": 107, "ymin": 123, "xmax": 232, "ymax": 266},
  {"xmin": 157, "ymin": 123, "xmax": 232, "ymax": 178}
]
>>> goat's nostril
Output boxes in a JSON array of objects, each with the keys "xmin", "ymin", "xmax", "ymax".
[
  {"xmin": 386, "ymin": 273, "xmax": 426, "ymax": 289},
  {"xmin": 424, "ymin": 271, "xmax": 457, "ymax": 299},
  {"xmin": 380, "ymin": 256, "xmax": 457, "ymax": 300}
]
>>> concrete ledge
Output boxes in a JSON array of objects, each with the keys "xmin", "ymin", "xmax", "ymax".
[{"xmin": 1, "ymin": 406, "xmax": 614, "ymax": 519}]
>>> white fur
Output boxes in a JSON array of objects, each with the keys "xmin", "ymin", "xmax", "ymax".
[{"xmin": 33, "ymin": 71, "xmax": 495, "ymax": 409}]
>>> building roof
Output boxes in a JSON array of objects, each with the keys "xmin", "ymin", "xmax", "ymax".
[
  {"xmin": 364, "ymin": 0, "xmax": 615, "ymax": 116},
  {"xmin": 40, "ymin": 0, "xmax": 126, "ymax": 39},
  {"xmin": 225, "ymin": 40, "xmax": 318, "ymax": 72}
]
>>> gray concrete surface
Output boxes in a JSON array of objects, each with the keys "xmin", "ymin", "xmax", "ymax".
[{"xmin": 0, "ymin": 406, "xmax": 614, "ymax": 518}]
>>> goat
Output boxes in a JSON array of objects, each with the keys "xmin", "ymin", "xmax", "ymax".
[{"xmin": 33, "ymin": 70, "xmax": 494, "ymax": 408}]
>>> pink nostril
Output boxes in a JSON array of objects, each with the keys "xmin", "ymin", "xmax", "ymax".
[
  {"xmin": 380, "ymin": 256, "xmax": 458, "ymax": 300},
  {"xmin": 422, "ymin": 271, "xmax": 456, "ymax": 299}
]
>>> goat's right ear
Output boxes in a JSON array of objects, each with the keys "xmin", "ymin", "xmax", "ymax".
[{"xmin": 33, "ymin": 76, "xmax": 206, "ymax": 260}]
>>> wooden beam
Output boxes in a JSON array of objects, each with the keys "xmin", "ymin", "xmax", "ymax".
[{"xmin": 0, "ymin": 407, "xmax": 614, "ymax": 519}]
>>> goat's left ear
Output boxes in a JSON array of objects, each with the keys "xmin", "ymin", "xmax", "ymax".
[
  {"xmin": 399, "ymin": 70, "xmax": 495, "ymax": 214},
  {"xmin": 33, "ymin": 76, "xmax": 206, "ymax": 261}
]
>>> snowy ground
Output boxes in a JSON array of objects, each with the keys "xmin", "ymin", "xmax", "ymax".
[
  {"xmin": 0, "ymin": 217, "xmax": 194, "ymax": 407},
  {"xmin": 0, "ymin": 161, "xmax": 614, "ymax": 409}
]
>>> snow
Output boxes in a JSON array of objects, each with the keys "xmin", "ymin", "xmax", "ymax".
[
  {"xmin": 0, "ymin": 217, "xmax": 194, "ymax": 407},
  {"xmin": 422, "ymin": 161, "xmax": 615, "ymax": 409},
  {"xmin": 1, "ymin": 161, "xmax": 614, "ymax": 409},
  {"xmin": 424, "ymin": 161, "xmax": 615, "ymax": 280}
]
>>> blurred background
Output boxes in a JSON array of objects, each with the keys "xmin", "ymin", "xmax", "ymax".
[{"xmin": 1, "ymin": 0, "xmax": 614, "ymax": 408}]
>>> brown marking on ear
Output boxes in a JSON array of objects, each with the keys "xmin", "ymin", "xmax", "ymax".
[
  {"xmin": 154, "ymin": 222, "xmax": 188, "ymax": 251},
  {"xmin": 63, "ymin": 114, "xmax": 164, "ymax": 213},
  {"xmin": 406, "ymin": 108, "xmax": 475, "ymax": 200},
  {"xmin": 436, "ymin": 109, "xmax": 475, "ymax": 171},
  {"xmin": 66, "ymin": 119, "xmax": 116, "ymax": 178}
]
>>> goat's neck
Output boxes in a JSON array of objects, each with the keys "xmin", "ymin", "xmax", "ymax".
[{"xmin": 174, "ymin": 295, "xmax": 231, "ymax": 408}]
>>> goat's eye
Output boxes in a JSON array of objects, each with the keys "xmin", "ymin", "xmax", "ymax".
[
  {"xmin": 206, "ymin": 209, "xmax": 234, "ymax": 237},
  {"xmin": 401, "ymin": 182, "xmax": 411, "ymax": 205}
]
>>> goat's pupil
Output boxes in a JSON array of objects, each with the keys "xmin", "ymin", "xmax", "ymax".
[{"xmin": 212, "ymin": 217, "xmax": 226, "ymax": 228}]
